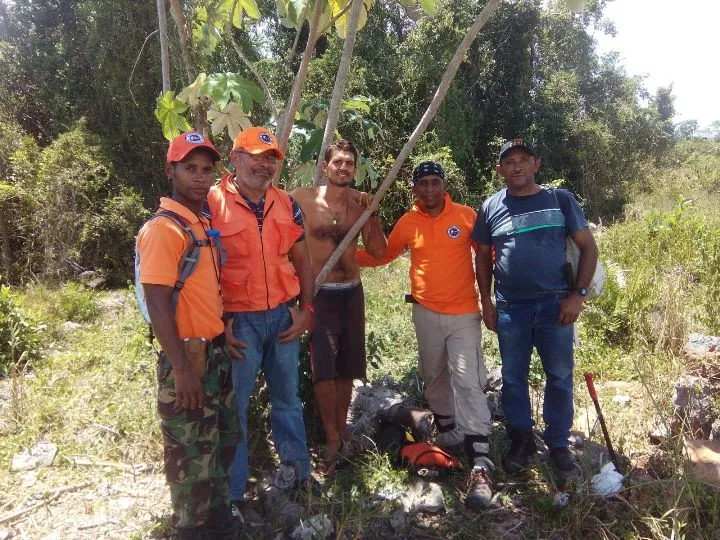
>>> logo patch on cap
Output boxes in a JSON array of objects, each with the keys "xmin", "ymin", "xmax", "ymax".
[
  {"xmin": 447, "ymin": 225, "xmax": 460, "ymax": 239},
  {"xmin": 259, "ymin": 132, "xmax": 273, "ymax": 145},
  {"xmin": 185, "ymin": 132, "xmax": 205, "ymax": 144}
]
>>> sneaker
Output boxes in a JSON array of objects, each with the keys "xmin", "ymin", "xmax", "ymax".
[
  {"xmin": 502, "ymin": 430, "xmax": 537, "ymax": 474},
  {"xmin": 549, "ymin": 447, "xmax": 578, "ymax": 473},
  {"xmin": 435, "ymin": 425, "xmax": 464, "ymax": 448},
  {"xmin": 465, "ymin": 466, "xmax": 493, "ymax": 510}
]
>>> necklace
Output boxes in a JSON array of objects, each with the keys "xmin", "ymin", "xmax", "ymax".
[{"xmin": 326, "ymin": 192, "xmax": 349, "ymax": 225}]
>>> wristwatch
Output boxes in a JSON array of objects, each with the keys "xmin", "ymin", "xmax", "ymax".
[{"xmin": 576, "ymin": 287, "xmax": 589, "ymax": 297}]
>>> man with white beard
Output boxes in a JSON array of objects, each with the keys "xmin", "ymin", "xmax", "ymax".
[{"xmin": 207, "ymin": 127, "xmax": 315, "ymax": 508}]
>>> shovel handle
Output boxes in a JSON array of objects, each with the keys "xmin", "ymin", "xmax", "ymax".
[{"xmin": 584, "ymin": 372, "xmax": 598, "ymax": 401}]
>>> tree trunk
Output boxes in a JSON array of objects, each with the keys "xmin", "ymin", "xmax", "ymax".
[
  {"xmin": 275, "ymin": 0, "xmax": 324, "ymax": 153},
  {"xmin": 156, "ymin": 0, "xmax": 171, "ymax": 93},
  {"xmin": 168, "ymin": 0, "xmax": 196, "ymax": 85},
  {"xmin": 314, "ymin": 0, "xmax": 501, "ymax": 291},
  {"xmin": 312, "ymin": 0, "xmax": 365, "ymax": 186}
]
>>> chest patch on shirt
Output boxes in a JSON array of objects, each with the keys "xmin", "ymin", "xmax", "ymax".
[{"xmin": 447, "ymin": 225, "xmax": 460, "ymax": 239}]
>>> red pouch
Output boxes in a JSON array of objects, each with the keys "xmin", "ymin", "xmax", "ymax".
[{"xmin": 400, "ymin": 442, "xmax": 462, "ymax": 470}]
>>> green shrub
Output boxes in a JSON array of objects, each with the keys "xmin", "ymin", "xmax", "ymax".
[
  {"xmin": 80, "ymin": 189, "xmax": 150, "ymax": 285},
  {"xmin": 54, "ymin": 282, "xmax": 100, "ymax": 323},
  {"xmin": 0, "ymin": 284, "xmax": 44, "ymax": 374}
]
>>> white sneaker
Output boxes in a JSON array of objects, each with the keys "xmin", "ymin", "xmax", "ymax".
[{"xmin": 435, "ymin": 426, "xmax": 464, "ymax": 448}]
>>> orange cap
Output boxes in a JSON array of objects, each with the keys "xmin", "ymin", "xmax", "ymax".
[
  {"xmin": 167, "ymin": 132, "xmax": 221, "ymax": 163},
  {"xmin": 233, "ymin": 126, "xmax": 285, "ymax": 160}
]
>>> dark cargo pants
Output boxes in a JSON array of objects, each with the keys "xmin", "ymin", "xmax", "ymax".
[{"xmin": 157, "ymin": 342, "xmax": 238, "ymax": 528}]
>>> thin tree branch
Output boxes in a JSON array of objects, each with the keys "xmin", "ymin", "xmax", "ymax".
[
  {"xmin": 168, "ymin": 0, "xmax": 196, "ymax": 85},
  {"xmin": 226, "ymin": 1, "xmax": 279, "ymax": 120},
  {"xmin": 314, "ymin": 0, "xmax": 502, "ymax": 291},
  {"xmin": 275, "ymin": 0, "xmax": 324, "ymax": 150},
  {"xmin": 312, "ymin": 0, "xmax": 365, "ymax": 186},
  {"xmin": 286, "ymin": 26, "xmax": 302, "ymax": 67},
  {"xmin": 317, "ymin": 1, "xmax": 352, "ymax": 36},
  {"xmin": 128, "ymin": 29, "xmax": 159, "ymax": 107}
]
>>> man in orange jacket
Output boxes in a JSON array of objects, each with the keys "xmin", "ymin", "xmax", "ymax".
[
  {"xmin": 357, "ymin": 161, "xmax": 494, "ymax": 510},
  {"xmin": 207, "ymin": 127, "xmax": 314, "ymax": 507}
]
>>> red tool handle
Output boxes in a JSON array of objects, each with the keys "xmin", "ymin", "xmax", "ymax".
[{"xmin": 584, "ymin": 372, "xmax": 598, "ymax": 400}]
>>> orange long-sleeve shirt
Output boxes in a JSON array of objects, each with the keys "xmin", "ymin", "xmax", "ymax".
[{"xmin": 357, "ymin": 193, "xmax": 480, "ymax": 315}]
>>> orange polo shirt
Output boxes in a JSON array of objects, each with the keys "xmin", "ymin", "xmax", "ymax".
[
  {"xmin": 357, "ymin": 193, "xmax": 480, "ymax": 315},
  {"xmin": 136, "ymin": 197, "xmax": 224, "ymax": 340}
]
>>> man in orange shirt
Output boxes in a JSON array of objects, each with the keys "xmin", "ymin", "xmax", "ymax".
[
  {"xmin": 136, "ymin": 132, "xmax": 242, "ymax": 538},
  {"xmin": 207, "ymin": 127, "xmax": 314, "ymax": 507},
  {"xmin": 358, "ymin": 161, "xmax": 494, "ymax": 510}
]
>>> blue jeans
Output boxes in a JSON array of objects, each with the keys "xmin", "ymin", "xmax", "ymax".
[
  {"xmin": 228, "ymin": 303, "xmax": 310, "ymax": 501},
  {"xmin": 496, "ymin": 293, "xmax": 574, "ymax": 449}
]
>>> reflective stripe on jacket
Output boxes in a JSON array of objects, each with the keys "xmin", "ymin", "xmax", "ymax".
[{"xmin": 208, "ymin": 175, "xmax": 302, "ymax": 312}]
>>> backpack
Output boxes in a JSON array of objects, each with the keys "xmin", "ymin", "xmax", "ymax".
[
  {"xmin": 553, "ymin": 188, "xmax": 606, "ymax": 299},
  {"xmin": 134, "ymin": 209, "xmax": 224, "ymax": 324}
]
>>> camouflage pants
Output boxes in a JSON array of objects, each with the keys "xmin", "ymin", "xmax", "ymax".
[{"xmin": 157, "ymin": 343, "xmax": 239, "ymax": 529}]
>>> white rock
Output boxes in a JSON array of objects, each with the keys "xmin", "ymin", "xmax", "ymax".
[
  {"xmin": 291, "ymin": 514, "xmax": 333, "ymax": 540},
  {"xmin": 591, "ymin": 462, "xmax": 623, "ymax": 498},
  {"xmin": 11, "ymin": 442, "xmax": 58, "ymax": 471},
  {"xmin": 20, "ymin": 470, "xmax": 37, "ymax": 487},
  {"xmin": 612, "ymin": 395, "xmax": 631, "ymax": 405},
  {"xmin": 553, "ymin": 492, "xmax": 570, "ymax": 508},
  {"xmin": 62, "ymin": 321, "xmax": 82, "ymax": 332},
  {"xmin": 0, "ymin": 527, "xmax": 10, "ymax": 540}
]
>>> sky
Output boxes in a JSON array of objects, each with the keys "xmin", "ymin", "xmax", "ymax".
[{"xmin": 593, "ymin": 0, "xmax": 720, "ymax": 129}]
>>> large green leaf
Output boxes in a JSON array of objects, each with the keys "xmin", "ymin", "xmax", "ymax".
[
  {"xmin": 154, "ymin": 92, "xmax": 192, "ymax": 141},
  {"xmin": 204, "ymin": 73, "xmax": 266, "ymax": 112},
  {"xmin": 277, "ymin": 0, "xmax": 309, "ymax": 29},
  {"xmin": 240, "ymin": 0, "xmax": 261, "ymax": 19},
  {"xmin": 300, "ymin": 128, "xmax": 324, "ymax": 162}
]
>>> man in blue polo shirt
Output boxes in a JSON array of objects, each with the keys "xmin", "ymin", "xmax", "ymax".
[{"xmin": 472, "ymin": 138, "xmax": 598, "ymax": 476}]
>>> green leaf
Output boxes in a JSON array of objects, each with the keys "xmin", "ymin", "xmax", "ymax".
[
  {"xmin": 293, "ymin": 162, "xmax": 315, "ymax": 187},
  {"xmin": 418, "ymin": 0, "xmax": 438, "ymax": 14},
  {"xmin": 154, "ymin": 92, "xmax": 192, "ymax": 141},
  {"xmin": 342, "ymin": 97, "xmax": 371, "ymax": 114},
  {"xmin": 204, "ymin": 73, "xmax": 266, "ymax": 112},
  {"xmin": 240, "ymin": 0, "xmax": 261, "ymax": 19},
  {"xmin": 300, "ymin": 128, "xmax": 324, "ymax": 162}
]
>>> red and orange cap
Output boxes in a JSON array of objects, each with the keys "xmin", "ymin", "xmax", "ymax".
[
  {"xmin": 233, "ymin": 126, "xmax": 285, "ymax": 160},
  {"xmin": 167, "ymin": 131, "xmax": 221, "ymax": 163}
]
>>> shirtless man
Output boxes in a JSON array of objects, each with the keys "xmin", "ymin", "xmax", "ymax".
[{"xmin": 291, "ymin": 139, "xmax": 386, "ymax": 475}]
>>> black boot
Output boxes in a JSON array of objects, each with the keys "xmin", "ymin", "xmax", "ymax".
[
  {"xmin": 204, "ymin": 504, "xmax": 239, "ymax": 540},
  {"xmin": 176, "ymin": 526, "xmax": 204, "ymax": 540},
  {"xmin": 502, "ymin": 430, "xmax": 537, "ymax": 474}
]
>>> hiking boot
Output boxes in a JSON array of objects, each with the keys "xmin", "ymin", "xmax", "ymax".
[
  {"xmin": 549, "ymin": 447, "xmax": 578, "ymax": 473},
  {"xmin": 465, "ymin": 466, "xmax": 493, "ymax": 510},
  {"xmin": 435, "ymin": 425, "xmax": 464, "ymax": 448},
  {"xmin": 502, "ymin": 430, "xmax": 537, "ymax": 474}
]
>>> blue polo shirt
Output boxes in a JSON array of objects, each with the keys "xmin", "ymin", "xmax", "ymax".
[{"xmin": 472, "ymin": 186, "xmax": 587, "ymax": 301}]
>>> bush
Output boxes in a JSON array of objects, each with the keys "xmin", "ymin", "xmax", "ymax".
[
  {"xmin": 0, "ymin": 284, "xmax": 44, "ymax": 374},
  {"xmin": 80, "ymin": 190, "xmax": 150, "ymax": 285},
  {"xmin": 53, "ymin": 282, "xmax": 100, "ymax": 323}
]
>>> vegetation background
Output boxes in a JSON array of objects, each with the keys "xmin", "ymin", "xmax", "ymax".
[{"xmin": 0, "ymin": 0, "xmax": 719, "ymax": 538}]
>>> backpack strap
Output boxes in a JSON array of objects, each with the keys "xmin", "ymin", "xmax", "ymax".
[{"xmin": 149, "ymin": 209, "xmax": 210, "ymax": 313}]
